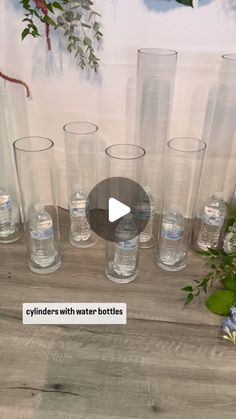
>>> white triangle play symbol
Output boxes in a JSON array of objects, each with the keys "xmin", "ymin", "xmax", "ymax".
[{"xmin": 108, "ymin": 197, "xmax": 131, "ymax": 222}]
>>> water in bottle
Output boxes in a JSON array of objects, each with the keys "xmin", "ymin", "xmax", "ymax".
[
  {"xmin": 113, "ymin": 214, "xmax": 139, "ymax": 277},
  {"xmin": 137, "ymin": 187, "xmax": 155, "ymax": 244},
  {"xmin": 197, "ymin": 193, "xmax": 227, "ymax": 251},
  {"xmin": 69, "ymin": 191, "xmax": 91, "ymax": 242},
  {"xmin": 29, "ymin": 204, "xmax": 56, "ymax": 267},
  {"xmin": 0, "ymin": 186, "xmax": 14, "ymax": 238},
  {"xmin": 159, "ymin": 207, "xmax": 184, "ymax": 266}
]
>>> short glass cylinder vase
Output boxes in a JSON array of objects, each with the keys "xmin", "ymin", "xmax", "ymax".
[
  {"xmin": 13, "ymin": 137, "xmax": 61, "ymax": 274},
  {"xmin": 0, "ymin": 85, "xmax": 23, "ymax": 243},
  {"xmin": 63, "ymin": 122, "xmax": 98, "ymax": 248},
  {"xmin": 105, "ymin": 144, "xmax": 145, "ymax": 284},
  {"xmin": 156, "ymin": 137, "xmax": 206, "ymax": 272},
  {"xmin": 136, "ymin": 48, "xmax": 178, "ymax": 249}
]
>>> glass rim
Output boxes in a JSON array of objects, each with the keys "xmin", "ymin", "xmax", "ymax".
[
  {"xmin": 105, "ymin": 144, "xmax": 146, "ymax": 160},
  {"xmin": 63, "ymin": 121, "xmax": 98, "ymax": 135},
  {"xmin": 222, "ymin": 54, "xmax": 236, "ymax": 61},
  {"xmin": 167, "ymin": 137, "xmax": 207, "ymax": 153},
  {"xmin": 13, "ymin": 136, "xmax": 54, "ymax": 153},
  {"xmin": 138, "ymin": 48, "xmax": 178, "ymax": 56}
]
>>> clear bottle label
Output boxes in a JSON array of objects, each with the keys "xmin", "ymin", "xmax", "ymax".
[
  {"xmin": 116, "ymin": 237, "xmax": 138, "ymax": 251},
  {"xmin": 0, "ymin": 200, "xmax": 12, "ymax": 211},
  {"xmin": 138, "ymin": 208, "xmax": 154, "ymax": 220},
  {"xmin": 203, "ymin": 213, "xmax": 225, "ymax": 227},
  {"xmin": 161, "ymin": 228, "xmax": 184, "ymax": 240},
  {"xmin": 70, "ymin": 207, "xmax": 86, "ymax": 217},
  {"xmin": 30, "ymin": 228, "xmax": 53, "ymax": 240}
]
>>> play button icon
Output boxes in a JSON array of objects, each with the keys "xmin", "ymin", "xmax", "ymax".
[
  {"xmin": 86, "ymin": 176, "xmax": 151, "ymax": 242},
  {"xmin": 108, "ymin": 198, "xmax": 130, "ymax": 222}
]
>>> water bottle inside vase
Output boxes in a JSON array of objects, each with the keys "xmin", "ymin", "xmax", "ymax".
[
  {"xmin": 0, "ymin": 186, "xmax": 14, "ymax": 238},
  {"xmin": 137, "ymin": 187, "xmax": 155, "ymax": 243},
  {"xmin": 197, "ymin": 193, "xmax": 227, "ymax": 251},
  {"xmin": 29, "ymin": 204, "xmax": 57, "ymax": 267},
  {"xmin": 159, "ymin": 207, "xmax": 185, "ymax": 266},
  {"xmin": 69, "ymin": 191, "xmax": 91, "ymax": 242},
  {"xmin": 114, "ymin": 214, "xmax": 139, "ymax": 277}
]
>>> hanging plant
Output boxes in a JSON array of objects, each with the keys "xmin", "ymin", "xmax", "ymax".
[
  {"xmin": 20, "ymin": 0, "xmax": 103, "ymax": 72},
  {"xmin": 0, "ymin": 0, "xmax": 195, "ymax": 95}
]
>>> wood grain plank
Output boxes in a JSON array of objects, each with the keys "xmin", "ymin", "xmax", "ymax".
[{"xmin": 0, "ymin": 209, "xmax": 235, "ymax": 419}]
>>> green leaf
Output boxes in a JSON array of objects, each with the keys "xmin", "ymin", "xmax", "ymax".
[
  {"xmin": 22, "ymin": 18, "xmax": 32, "ymax": 23},
  {"xmin": 208, "ymin": 249, "xmax": 221, "ymax": 256},
  {"xmin": 185, "ymin": 293, "xmax": 194, "ymax": 305},
  {"xmin": 196, "ymin": 250, "xmax": 211, "ymax": 257},
  {"xmin": 93, "ymin": 21, "xmax": 99, "ymax": 31},
  {"xmin": 83, "ymin": 36, "xmax": 92, "ymax": 46},
  {"xmin": 21, "ymin": 28, "xmax": 30, "ymax": 40},
  {"xmin": 176, "ymin": 0, "xmax": 194, "ymax": 6},
  {"xmin": 181, "ymin": 286, "xmax": 193, "ymax": 292},
  {"xmin": 53, "ymin": 1, "xmax": 63, "ymax": 10},
  {"xmin": 82, "ymin": 23, "xmax": 92, "ymax": 29},
  {"xmin": 206, "ymin": 290, "xmax": 236, "ymax": 315},
  {"xmin": 47, "ymin": 3, "xmax": 54, "ymax": 14},
  {"xmin": 223, "ymin": 273, "xmax": 236, "ymax": 292},
  {"xmin": 41, "ymin": 15, "xmax": 57, "ymax": 26}
]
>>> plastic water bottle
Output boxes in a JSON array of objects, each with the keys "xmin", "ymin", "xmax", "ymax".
[
  {"xmin": 69, "ymin": 191, "xmax": 91, "ymax": 242},
  {"xmin": 0, "ymin": 186, "xmax": 14, "ymax": 238},
  {"xmin": 29, "ymin": 204, "xmax": 56, "ymax": 267},
  {"xmin": 114, "ymin": 214, "xmax": 139, "ymax": 276},
  {"xmin": 137, "ymin": 187, "xmax": 155, "ymax": 244},
  {"xmin": 159, "ymin": 207, "xmax": 184, "ymax": 266},
  {"xmin": 197, "ymin": 193, "xmax": 227, "ymax": 251}
]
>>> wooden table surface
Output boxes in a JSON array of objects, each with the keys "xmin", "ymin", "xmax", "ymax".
[{"xmin": 0, "ymin": 209, "xmax": 236, "ymax": 419}]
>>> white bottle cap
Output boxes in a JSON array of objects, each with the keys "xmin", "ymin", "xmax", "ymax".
[{"xmin": 34, "ymin": 203, "xmax": 44, "ymax": 212}]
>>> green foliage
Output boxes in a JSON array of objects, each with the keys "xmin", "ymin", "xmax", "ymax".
[
  {"xmin": 223, "ymin": 273, "xmax": 236, "ymax": 292},
  {"xmin": 182, "ymin": 205, "xmax": 236, "ymax": 318},
  {"xmin": 206, "ymin": 290, "xmax": 236, "ymax": 315},
  {"xmin": 182, "ymin": 249, "xmax": 236, "ymax": 308},
  {"xmin": 19, "ymin": 0, "xmax": 102, "ymax": 72},
  {"xmin": 176, "ymin": 0, "xmax": 193, "ymax": 6}
]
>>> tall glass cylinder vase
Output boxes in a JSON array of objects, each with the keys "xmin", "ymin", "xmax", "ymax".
[
  {"xmin": 63, "ymin": 122, "xmax": 98, "ymax": 248},
  {"xmin": 0, "ymin": 85, "xmax": 23, "ymax": 243},
  {"xmin": 13, "ymin": 137, "xmax": 61, "ymax": 274},
  {"xmin": 193, "ymin": 54, "xmax": 236, "ymax": 251},
  {"xmin": 136, "ymin": 48, "xmax": 177, "ymax": 248},
  {"xmin": 105, "ymin": 144, "xmax": 145, "ymax": 284},
  {"xmin": 157, "ymin": 138, "xmax": 206, "ymax": 272}
]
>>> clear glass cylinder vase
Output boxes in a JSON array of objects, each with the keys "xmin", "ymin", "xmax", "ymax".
[
  {"xmin": 192, "ymin": 54, "xmax": 236, "ymax": 251},
  {"xmin": 0, "ymin": 84, "xmax": 23, "ymax": 243},
  {"xmin": 156, "ymin": 137, "xmax": 206, "ymax": 272},
  {"xmin": 136, "ymin": 48, "xmax": 177, "ymax": 248},
  {"xmin": 13, "ymin": 137, "xmax": 61, "ymax": 274},
  {"xmin": 63, "ymin": 122, "xmax": 98, "ymax": 248},
  {"xmin": 105, "ymin": 144, "xmax": 145, "ymax": 284}
]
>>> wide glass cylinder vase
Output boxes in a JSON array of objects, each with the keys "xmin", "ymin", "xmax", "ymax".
[
  {"xmin": 13, "ymin": 137, "xmax": 61, "ymax": 274},
  {"xmin": 63, "ymin": 122, "xmax": 98, "ymax": 248},
  {"xmin": 105, "ymin": 144, "xmax": 145, "ymax": 284},
  {"xmin": 193, "ymin": 54, "xmax": 236, "ymax": 251},
  {"xmin": 156, "ymin": 137, "xmax": 206, "ymax": 272},
  {"xmin": 0, "ymin": 84, "xmax": 23, "ymax": 243},
  {"xmin": 136, "ymin": 48, "xmax": 177, "ymax": 248}
]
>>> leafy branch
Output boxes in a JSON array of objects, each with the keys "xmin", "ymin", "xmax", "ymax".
[
  {"xmin": 182, "ymin": 248, "xmax": 236, "ymax": 316},
  {"xmin": 19, "ymin": 0, "xmax": 102, "ymax": 72},
  {"xmin": 182, "ymin": 249, "xmax": 236, "ymax": 303}
]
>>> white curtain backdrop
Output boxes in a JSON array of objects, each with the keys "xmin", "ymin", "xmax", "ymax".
[{"xmin": 1, "ymin": 0, "xmax": 236, "ymax": 208}]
